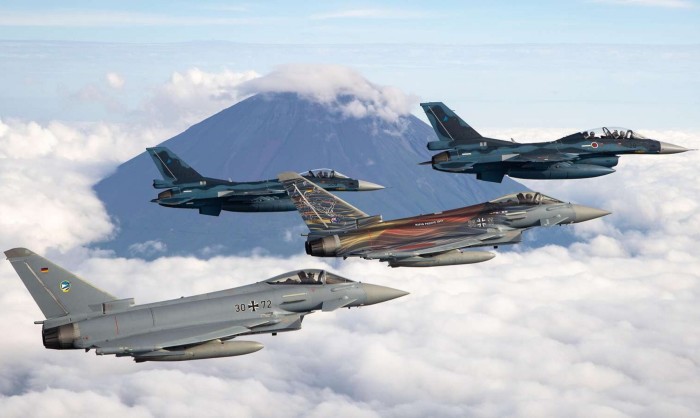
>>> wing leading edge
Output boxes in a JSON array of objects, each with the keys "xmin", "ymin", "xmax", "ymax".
[
  {"xmin": 359, "ymin": 229, "xmax": 523, "ymax": 260},
  {"xmin": 94, "ymin": 317, "xmax": 284, "ymax": 355}
]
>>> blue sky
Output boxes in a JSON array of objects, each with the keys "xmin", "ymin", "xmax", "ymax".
[
  {"xmin": 0, "ymin": 0, "xmax": 698, "ymax": 44},
  {"xmin": 1, "ymin": 1, "xmax": 698, "ymax": 129}
]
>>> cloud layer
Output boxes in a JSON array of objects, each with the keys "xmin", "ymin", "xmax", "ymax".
[
  {"xmin": 1, "ymin": 69, "xmax": 699, "ymax": 417},
  {"xmin": 0, "ymin": 118, "xmax": 171, "ymax": 253},
  {"xmin": 143, "ymin": 68, "xmax": 260, "ymax": 127}
]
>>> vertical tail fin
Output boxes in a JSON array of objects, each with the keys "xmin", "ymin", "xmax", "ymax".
[
  {"xmin": 5, "ymin": 248, "xmax": 116, "ymax": 319},
  {"xmin": 147, "ymin": 147, "xmax": 204, "ymax": 185},
  {"xmin": 420, "ymin": 102, "xmax": 483, "ymax": 142},
  {"xmin": 277, "ymin": 172, "xmax": 369, "ymax": 232}
]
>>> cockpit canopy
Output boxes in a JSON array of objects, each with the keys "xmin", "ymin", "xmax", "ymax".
[
  {"xmin": 266, "ymin": 269, "xmax": 353, "ymax": 285},
  {"xmin": 490, "ymin": 192, "xmax": 563, "ymax": 206},
  {"xmin": 300, "ymin": 169, "xmax": 349, "ymax": 179},
  {"xmin": 579, "ymin": 127, "xmax": 648, "ymax": 140}
]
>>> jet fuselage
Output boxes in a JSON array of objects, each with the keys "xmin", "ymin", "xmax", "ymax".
[
  {"xmin": 304, "ymin": 192, "xmax": 605, "ymax": 260},
  {"xmin": 420, "ymin": 102, "xmax": 689, "ymax": 183},
  {"xmin": 2, "ymin": 249, "xmax": 407, "ymax": 362},
  {"xmin": 47, "ymin": 279, "xmax": 359, "ymax": 353},
  {"xmin": 147, "ymin": 147, "xmax": 383, "ymax": 215},
  {"xmin": 155, "ymin": 175, "xmax": 382, "ymax": 213}
]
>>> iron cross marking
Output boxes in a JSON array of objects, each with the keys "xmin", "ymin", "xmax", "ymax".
[{"xmin": 247, "ymin": 301, "xmax": 260, "ymax": 312}]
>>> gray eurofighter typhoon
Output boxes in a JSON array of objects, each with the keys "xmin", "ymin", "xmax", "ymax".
[
  {"xmin": 420, "ymin": 102, "xmax": 690, "ymax": 183},
  {"xmin": 5, "ymin": 248, "xmax": 407, "ymax": 362},
  {"xmin": 148, "ymin": 146, "xmax": 384, "ymax": 216},
  {"xmin": 278, "ymin": 173, "xmax": 609, "ymax": 267}
]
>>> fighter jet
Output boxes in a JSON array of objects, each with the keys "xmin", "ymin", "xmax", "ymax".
[
  {"xmin": 5, "ymin": 248, "xmax": 407, "ymax": 362},
  {"xmin": 148, "ymin": 147, "xmax": 384, "ymax": 216},
  {"xmin": 278, "ymin": 173, "xmax": 609, "ymax": 267},
  {"xmin": 420, "ymin": 102, "xmax": 690, "ymax": 183}
]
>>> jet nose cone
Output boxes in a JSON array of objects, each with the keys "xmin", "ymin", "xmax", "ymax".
[
  {"xmin": 357, "ymin": 180, "xmax": 385, "ymax": 191},
  {"xmin": 572, "ymin": 205, "xmax": 611, "ymax": 223},
  {"xmin": 362, "ymin": 283, "xmax": 409, "ymax": 305},
  {"xmin": 658, "ymin": 141, "xmax": 690, "ymax": 154}
]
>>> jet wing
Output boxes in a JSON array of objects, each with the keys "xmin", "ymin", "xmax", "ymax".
[
  {"xmin": 95, "ymin": 317, "xmax": 276, "ymax": 353},
  {"xmin": 358, "ymin": 229, "xmax": 523, "ymax": 260},
  {"xmin": 154, "ymin": 196, "xmax": 195, "ymax": 205},
  {"xmin": 501, "ymin": 150, "xmax": 578, "ymax": 163},
  {"xmin": 222, "ymin": 188, "xmax": 286, "ymax": 197},
  {"xmin": 441, "ymin": 151, "xmax": 577, "ymax": 179}
]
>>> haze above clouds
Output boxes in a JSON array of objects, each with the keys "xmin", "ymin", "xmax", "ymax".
[{"xmin": 239, "ymin": 65, "xmax": 417, "ymax": 123}]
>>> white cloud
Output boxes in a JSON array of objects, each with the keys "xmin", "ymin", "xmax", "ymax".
[
  {"xmin": 106, "ymin": 72, "xmax": 125, "ymax": 89},
  {"xmin": 128, "ymin": 240, "xmax": 167, "ymax": 257},
  {"xmin": 239, "ymin": 64, "xmax": 418, "ymax": 123},
  {"xmin": 71, "ymin": 84, "xmax": 126, "ymax": 114},
  {"xmin": 2, "ymin": 229, "xmax": 700, "ymax": 416},
  {"xmin": 0, "ymin": 67, "xmax": 261, "ymax": 254},
  {"xmin": 143, "ymin": 68, "xmax": 259, "ymax": 127},
  {"xmin": 0, "ymin": 388, "xmax": 152, "ymax": 418},
  {"xmin": 64, "ymin": 68, "xmax": 259, "ymax": 130},
  {"xmin": 0, "ymin": 118, "xmax": 170, "ymax": 253}
]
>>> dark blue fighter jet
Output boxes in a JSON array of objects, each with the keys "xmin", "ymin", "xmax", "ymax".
[
  {"xmin": 148, "ymin": 147, "xmax": 384, "ymax": 216},
  {"xmin": 420, "ymin": 102, "xmax": 690, "ymax": 183}
]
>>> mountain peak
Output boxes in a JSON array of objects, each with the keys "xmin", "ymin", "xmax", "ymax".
[
  {"xmin": 94, "ymin": 92, "xmax": 525, "ymax": 258},
  {"xmin": 238, "ymin": 64, "xmax": 417, "ymax": 123}
]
